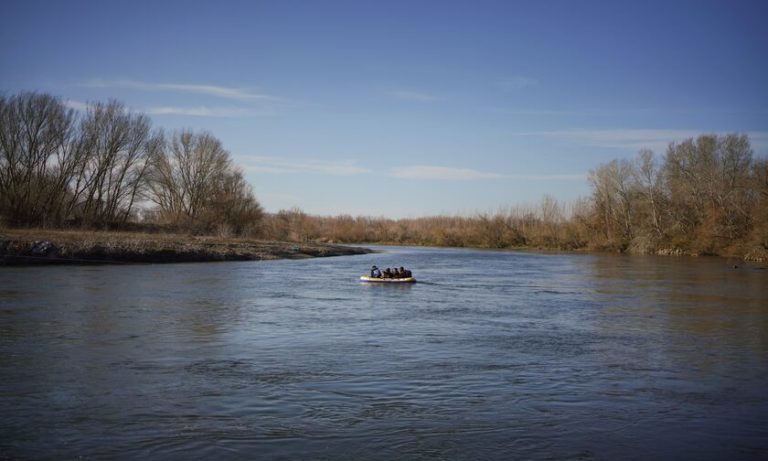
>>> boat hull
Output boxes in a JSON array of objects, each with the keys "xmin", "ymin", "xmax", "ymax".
[{"xmin": 360, "ymin": 276, "xmax": 416, "ymax": 283}]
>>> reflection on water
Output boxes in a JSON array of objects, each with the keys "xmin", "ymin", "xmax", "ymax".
[{"xmin": 1, "ymin": 248, "xmax": 767, "ymax": 460}]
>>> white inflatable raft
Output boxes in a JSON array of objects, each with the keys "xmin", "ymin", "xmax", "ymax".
[{"xmin": 360, "ymin": 275, "xmax": 416, "ymax": 283}]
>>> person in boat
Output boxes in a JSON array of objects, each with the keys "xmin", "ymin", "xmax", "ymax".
[
  {"xmin": 400, "ymin": 266, "xmax": 412, "ymax": 278},
  {"xmin": 382, "ymin": 268, "xmax": 393, "ymax": 278},
  {"xmin": 370, "ymin": 265, "xmax": 381, "ymax": 278}
]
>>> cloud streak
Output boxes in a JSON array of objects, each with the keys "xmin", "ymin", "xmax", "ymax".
[
  {"xmin": 82, "ymin": 79, "xmax": 279, "ymax": 102},
  {"xmin": 489, "ymin": 107, "xmax": 579, "ymax": 116},
  {"xmin": 386, "ymin": 89, "xmax": 443, "ymax": 102},
  {"xmin": 391, "ymin": 165, "xmax": 503, "ymax": 180},
  {"xmin": 65, "ymin": 99, "xmax": 266, "ymax": 118},
  {"xmin": 64, "ymin": 99, "xmax": 88, "ymax": 111},
  {"xmin": 497, "ymin": 76, "xmax": 539, "ymax": 90},
  {"xmin": 511, "ymin": 129, "xmax": 768, "ymax": 151},
  {"xmin": 146, "ymin": 106, "xmax": 269, "ymax": 117},
  {"xmin": 391, "ymin": 165, "xmax": 583, "ymax": 181},
  {"xmin": 242, "ymin": 160, "xmax": 581, "ymax": 181},
  {"xmin": 242, "ymin": 156, "xmax": 371, "ymax": 176}
]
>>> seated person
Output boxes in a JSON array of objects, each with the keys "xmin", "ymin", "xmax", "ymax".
[
  {"xmin": 370, "ymin": 265, "xmax": 381, "ymax": 278},
  {"xmin": 382, "ymin": 268, "xmax": 393, "ymax": 278},
  {"xmin": 399, "ymin": 266, "xmax": 412, "ymax": 278}
]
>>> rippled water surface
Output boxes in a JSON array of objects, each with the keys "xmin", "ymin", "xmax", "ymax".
[{"xmin": 1, "ymin": 247, "xmax": 767, "ymax": 460}]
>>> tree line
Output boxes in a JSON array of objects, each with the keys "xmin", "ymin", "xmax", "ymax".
[
  {"xmin": 259, "ymin": 134, "xmax": 767, "ymax": 258},
  {"xmin": 3, "ymin": 92, "xmax": 766, "ymax": 258},
  {"xmin": 0, "ymin": 92, "xmax": 262, "ymax": 235},
  {"xmin": 259, "ymin": 200, "xmax": 590, "ymax": 250}
]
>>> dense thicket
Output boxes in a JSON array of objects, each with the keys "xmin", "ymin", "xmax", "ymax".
[
  {"xmin": 261, "ymin": 134, "xmax": 767, "ymax": 258},
  {"xmin": 0, "ymin": 92, "xmax": 262, "ymax": 235},
  {"xmin": 260, "ymin": 199, "xmax": 591, "ymax": 250}
]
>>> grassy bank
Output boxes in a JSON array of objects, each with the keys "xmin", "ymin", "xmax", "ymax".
[{"xmin": 0, "ymin": 229, "xmax": 372, "ymax": 265}]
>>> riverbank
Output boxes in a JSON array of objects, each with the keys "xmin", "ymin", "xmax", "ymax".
[
  {"xmin": 358, "ymin": 238, "xmax": 768, "ymax": 263},
  {"xmin": 0, "ymin": 229, "xmax": 372, "ymax": 265}
]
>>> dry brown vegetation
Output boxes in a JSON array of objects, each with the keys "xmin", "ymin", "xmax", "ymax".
[
  {"xmin": 2, "ymin": 92, "xmax": 766, "ymax": 261},
  {"xmin": 259, "ymin": 200, "xmax": 590, "ymax": 250},
  {"xmin": 588, "ymin": 134, "xmax": 768, "ymax": 259},
  {"xmin": 259, "ymin": 134, "xmax": 768, "ymax": 260},
  {"xmin": 0, "ymin": 228, "xmax": 370, "ymax": 265}
]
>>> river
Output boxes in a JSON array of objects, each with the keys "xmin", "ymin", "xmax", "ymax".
[{"xmin": 1, "ymin": 246, "xmax": 767, "ymax": 460}]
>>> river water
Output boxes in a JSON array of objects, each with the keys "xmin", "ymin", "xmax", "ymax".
[{"xmin": 1, "ymin": 246, "xmax": 767, "ymax": 460}]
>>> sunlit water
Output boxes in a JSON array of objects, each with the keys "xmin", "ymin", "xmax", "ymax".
[{"xmin": 1, "ymin": 246, "xmax": 767, "ymax": 460}]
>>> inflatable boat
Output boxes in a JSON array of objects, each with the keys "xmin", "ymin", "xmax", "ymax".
[{"xmin": 360, "ymin": 275, "xmax": 416, "ymax": 283}]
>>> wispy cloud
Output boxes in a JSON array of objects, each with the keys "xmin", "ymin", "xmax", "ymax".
[
  {"xmin": 82, "ymin": 79, "xmax": 279, "ymax": 102},
  {"xmin": 744, "ymin": 131, "xmax": 768, "ymax": 151},
  {"xmin": 258, "ymin": 192, "xmax": 306, "ymax": 206},
  {"xmin": 537, "ymin": 129, "xmax": 701, "ymax": 150},
  {"xmin": 385, "ymin": 89, "xmax": 443, "ymax": 102},
  {"xmin": 489, "ymin": 107, "xmax": 579, "ymax": 116},
  {"xmin": 391, "ymin": 165, "xmax": 502, "ymax": 180},
  {"xmin": 509, "ymin": 173, "xmax": 586, "ymax": 181},
  {"xmin": 242, "ymin": 156, "xmax": 371, "ymax": 176},
  {"xmin": 497, "ymin": 76, "xmax": 539, "ymax": 90},
  {"xmin": 64, "ymin": 99, "xmax": 88, "ymax": 111},
  {"xmin": 65, "ymin": 99, "xmax": 266, "ymax": 118},
  {"xmin": 512, "ymin": 129, "xmax": 768, "ymax": 151},
  {"xmin": 391, "ymin": 165, "xmax": 583, "ymax": 181},
  {"xmin": 146, "ymin": 106, "xmax": 269, "ymax": 118}
]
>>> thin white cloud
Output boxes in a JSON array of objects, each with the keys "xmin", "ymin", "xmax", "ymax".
[
  {"xmin": 146, "ymin": 106, "xmax": 267, "ymax": 118},
  {"xmin": 386, "ymin": 90, "xmax": 443, "ymax": 102},
  {"xmin": 746, "ymin": 132, "xmax": 768, "ymax": 151},
  {"xmin": 242, "ymin": 156, "xmax": 371, "ymax": 176},
  {"xmin": 390, "ymin": 165, "xmax": 583, "ymax": 181},
  {"xmin": 489, "ymin": 106, "xmax": 662, "ymax": 116},
  {"xmin": 489, "ymin": 107, "xmax": 578, "ymax": 116},
  {"xmin": 82, "ymin": 79, "xmax": 279, "ymax": 102},
  {"xmin": 511, "ymin": 129, "xmax": 768, "ymax": 152},
  {"xmin": 497, "ymin": 76, "xmax": 539, "ymax": 90},
  {"xmin": 258, "ymin": 192, "xmax": 307, "ymax": 210},
  {"xmin": 64, "ymin": 99, "xmax": 88, "ymax": 111},
  {"xmin": 508, "ymin": 173, "xmax": 586, "ymax": 181},
  {"xmin": 392, "ymin": 165, "xmax": 503, "ymax": 180},
  {"xmin": 65, "ymin": 100, "xmax": 267, "ymax": 118}
]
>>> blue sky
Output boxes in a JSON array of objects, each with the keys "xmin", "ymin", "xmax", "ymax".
[{"xmin": 2, "ymin": 0, "xmax": 767, "ymax": 217}]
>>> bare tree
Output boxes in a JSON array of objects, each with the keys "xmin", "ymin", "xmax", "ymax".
[
  {"xmin": 663, "ymin": 135, "xmax": 717, "ymax": 235},
  {"xmin": 716, "ymin": 134, "xmax": 753, "ymax": 237},
  {"xmin": 633, "ymin": 149, "xmax": 663, "ymax": 238},
  {"xmin": 539, "ymin": 195, "xmax": 564, "ymax": 246},
  {"xmin": 146, "ymin": 130, "xmax": 263, "ymax": 235},
  {"xmin": 0, "ymin": 92, "xmax": 79, "ymax": 226},
  {"xmin": 589, "ymin": 159, "xmax": 636, "ymax": 244},
  {"xmin": 205, "ymin": 168, "xmax": 264, "ymax": 236},
  {"xmin": 664, "ymin": 134, "xmax": 755, "ymax": 242},
  {"xmin": 749, "ymin": 157, "xmax": 768, "ymax": 247},
  {"xmin": 67, "ymin": 101, "xmax": 158, "ymax": 226},
  {"xmin": 147, "ymin": 130, "xmax": 229, "ymax": 222}
]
